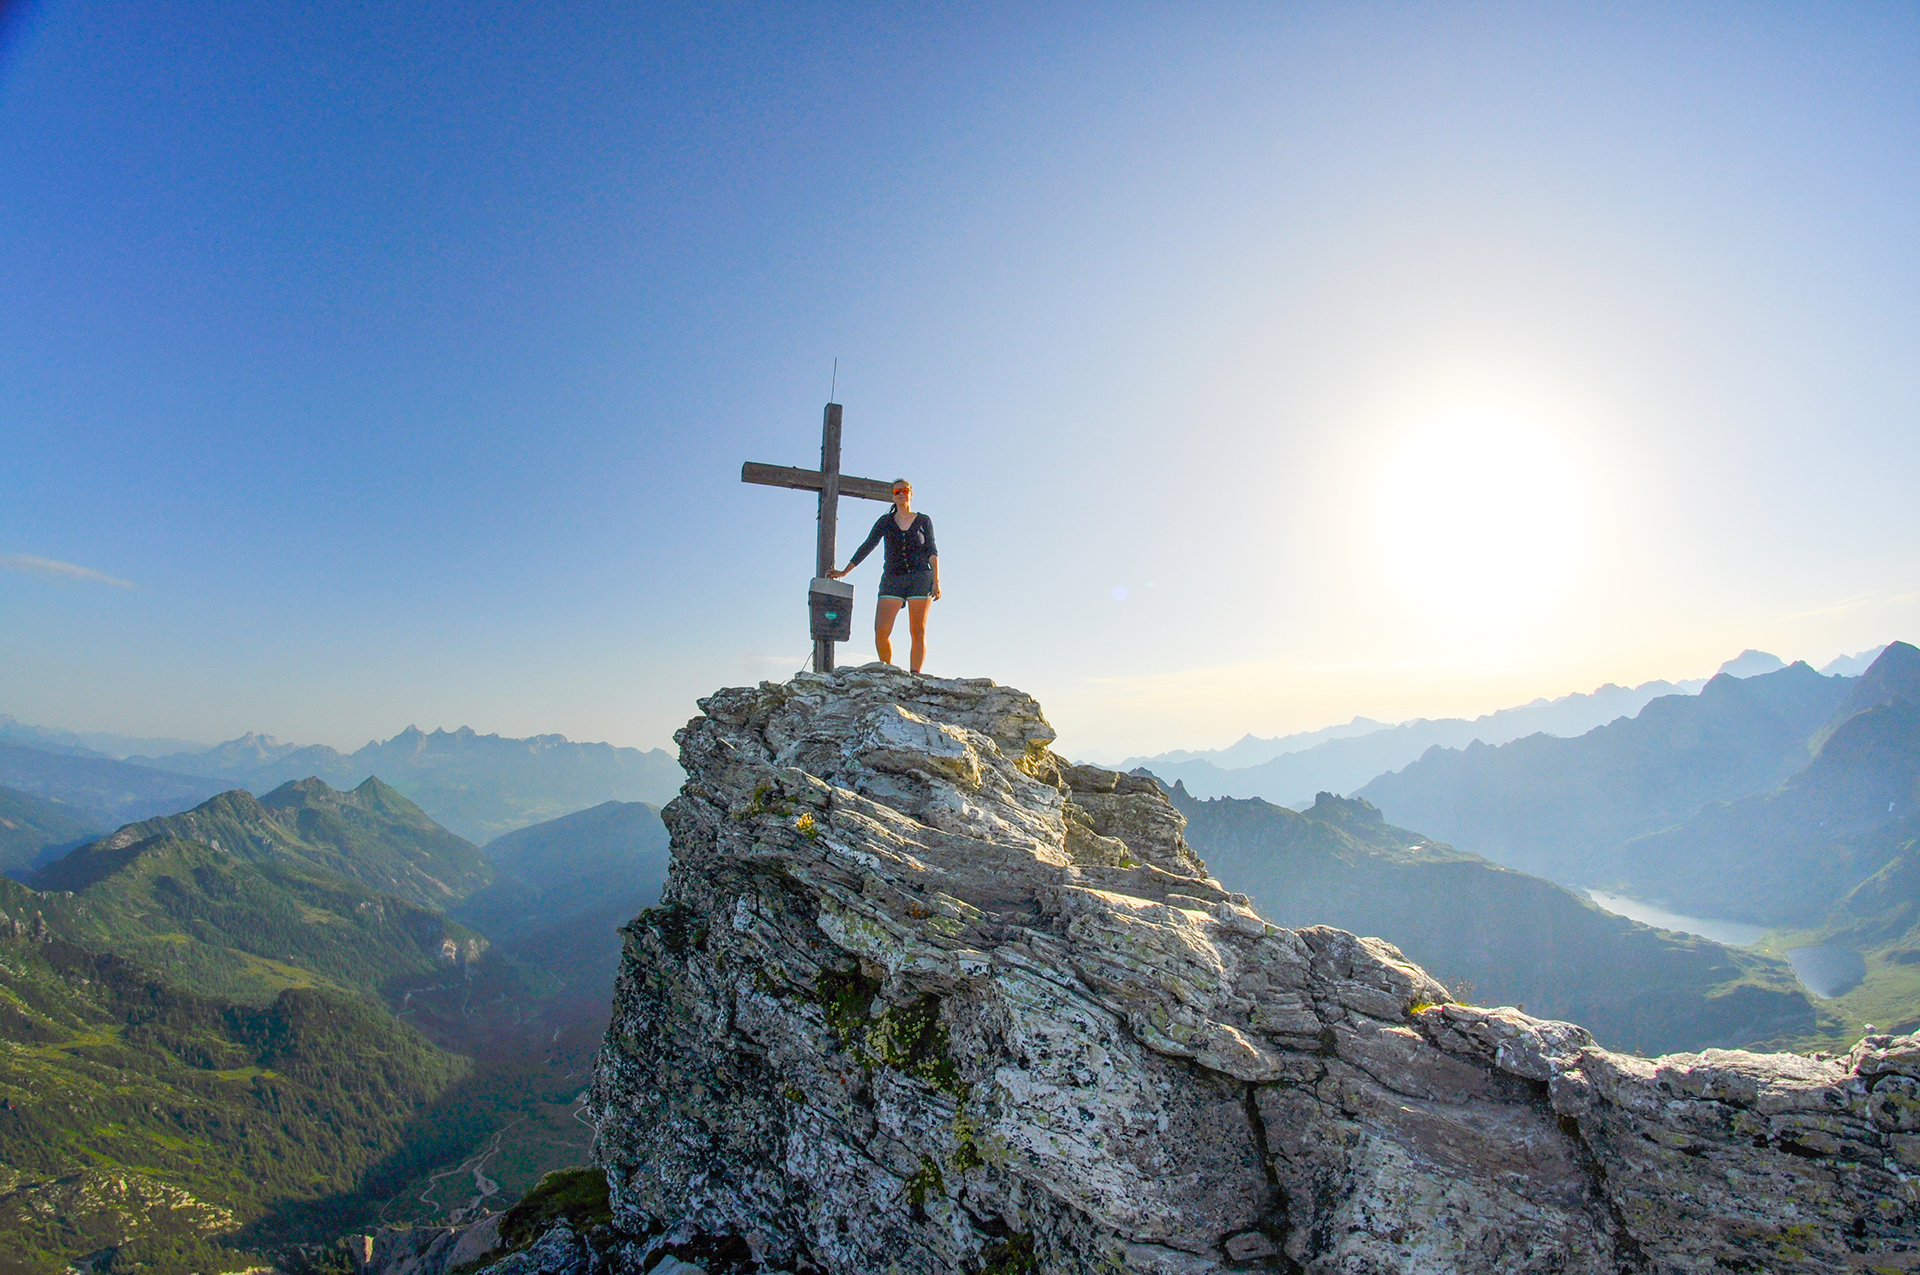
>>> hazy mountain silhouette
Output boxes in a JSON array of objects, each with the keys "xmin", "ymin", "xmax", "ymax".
[
  {"xmin": 452, "ymin": 800, "xmax": 671, "ymax": 1017},
  {"xmin": 1820, "ymin": 644, "xmax": 1891, "ymax": 678},
  {"xmin": 1611, "ymin": 642, "xmax": 1920, "ymax": 926},
  {"xmin": 1351, "ymin": 662, "xmax": 1854, "ymax": 886},
  {"xmin": 1123, "ymin": 716, "xmax": 1390, "ymax": 771},
  {"xmin": 1139, "ymin": 677, "xmax": 1708, "ymax": 809},
  {"xmin": 0, "ymin": 713, "xmax": 207, "ymax": 761},
  {"xmin": 132, "ymin": 725, "xmax": 683, "ymax": 842},
  {"xmin": 456, "ymin": 800, "xmax": 669, "ymax": 946},
  {"xmin": 1121, "ymin": 683, "xmax": 1704, "ymax": 802},
  {"xmin": 1717, "ymin": 649, "xmax": 1787, "ymax": 678},
  {"xmin": 0, "ymin": 741, "xmax": 227, "ymax": 829}
]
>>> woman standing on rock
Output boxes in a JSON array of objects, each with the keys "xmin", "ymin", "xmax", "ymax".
[{"xmin": 828, "ymin": 479, "xmax": 939, "ymax": 673}]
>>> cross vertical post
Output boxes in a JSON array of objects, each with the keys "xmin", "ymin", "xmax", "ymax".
[{"xmin": 815, "ymin": 403, "xmax": 843, "ymax": 673}]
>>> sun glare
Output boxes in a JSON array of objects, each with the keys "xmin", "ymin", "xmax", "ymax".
[{"xmin": 1375, "ymin": 415, "xmax": 1582, "ymax": 615}]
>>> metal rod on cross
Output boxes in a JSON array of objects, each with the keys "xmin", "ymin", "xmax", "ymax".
[{"xmin": 742, "ymin": 403, "xmax": 895, "ymax": 673}]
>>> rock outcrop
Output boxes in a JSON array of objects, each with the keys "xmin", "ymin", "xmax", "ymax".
[{"xmin": 575, "ymin": 667, "xmax": 1920, "ymax": 1274}]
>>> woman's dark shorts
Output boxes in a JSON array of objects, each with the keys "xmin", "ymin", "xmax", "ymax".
[{"xmin": 878, "ymin": 569, "xmax": 935, "ymax": 601}]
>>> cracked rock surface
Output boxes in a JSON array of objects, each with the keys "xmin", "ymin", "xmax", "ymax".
[{"xmin": 583, "ymin": 667, "xmax": 1920, "ymax": 1273}]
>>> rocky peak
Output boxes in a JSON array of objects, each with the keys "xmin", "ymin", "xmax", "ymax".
[{"xmin": 581, "ymin": 666, "xmax": 1920, "ymax": 1275}]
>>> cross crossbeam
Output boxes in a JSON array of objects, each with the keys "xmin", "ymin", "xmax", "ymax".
[
  {"xmin": 742, "ymin": 402, "xmax": 894, "ymax": 672},
  {"xmin": 739, "ymin": 462, "xmax": 895, "ymax": 504}
]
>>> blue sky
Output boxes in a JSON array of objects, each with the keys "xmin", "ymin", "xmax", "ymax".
[{"xmin": 2, "ymin": 2, "xmax": 1916, "ymax": 757}]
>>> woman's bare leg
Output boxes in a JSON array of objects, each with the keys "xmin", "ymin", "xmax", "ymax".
[
  {"xmin": 907, "ymin": 598, "xmax": 931, "ymax": 673},
  {"xmin": 874, "ymin": 597, "xmax": 905, "ymax": 664}
]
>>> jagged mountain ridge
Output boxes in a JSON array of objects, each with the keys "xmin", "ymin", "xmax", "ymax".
[
  {"xmin": 559, "ymin": 666, "xmax": 1918, "ymax": 1275},
  {"xmin": 1118, "ymin": 676, "xmax": 1709, "ymax": 807},
  {"xmin": 1616, "ymin": 643, "xmax": 1920, "ymax": 927},
  {"xmin": 1168, "ymin": 787, "xmax": 1812, "ymax": 1054},
  {"xmin": 1352, "ymin": 660, "xmax": 1855, "ymax": 884},
  {"xmin": 131, "ymin": 725, "xmax": 683, "ymax": 842}
]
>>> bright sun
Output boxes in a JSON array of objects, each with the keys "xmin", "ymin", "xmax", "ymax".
[{"xmin": 1375, "ymin": 415, "xmax": 1582, "ymax": 615}]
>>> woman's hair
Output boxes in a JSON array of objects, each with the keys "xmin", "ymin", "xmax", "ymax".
[{"xmin": 891, "ymin": 478, "xmax": 910, "ymax": 489}]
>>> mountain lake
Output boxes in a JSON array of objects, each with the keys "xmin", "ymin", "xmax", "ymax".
[
  {"xmin": 1784, "ymin": 945, "xmax": 1867, "ymax": 999},
  {"xmin": 1584, "ymin": 891, "xmax": 1768, "ymax": 948}
]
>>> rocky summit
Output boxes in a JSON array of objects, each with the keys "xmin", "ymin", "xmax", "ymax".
[{"xmin": 546, "ymin": 668, "xmax": 1920, "ymax": 1274}]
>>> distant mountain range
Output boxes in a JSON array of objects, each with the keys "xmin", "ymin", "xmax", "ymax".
[
  {"xmin": 1172, "ymin": 787, "xmax": 1812, "ymax": 1055},
  {"xmin": 1353, "ymin": 661, "xmax": 1854, "ymax": 886},
  {"xmin": 0, "ymin": 741, "xmax": 228, "ymax": 835},
  {"xmin": 1104, "ymin": 646, "xmax": 1887, "ymax": 809},
  {"xmin": 128, "ymin": 725, "xmax": 682, "ymax": 842},
  {"xmin": 0, "ymin": 713, "xmax": 208, "ymax": 761},
  {"xmin": 1120, "ymin": 678, "xmax": 1709, "ymax": 807},
  {"xmin": 0, "ymin": 719, "xmax": 685, "ymax": 845}
]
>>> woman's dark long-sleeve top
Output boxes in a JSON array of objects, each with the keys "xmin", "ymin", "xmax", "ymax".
[{"xmin": 846, "ymin": 512, "xmax": 937, "ymax": 575}]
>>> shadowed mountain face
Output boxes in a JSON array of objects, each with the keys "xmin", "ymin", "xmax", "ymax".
[
  {"xmin": 0, "ymin": 784, "xmax": 102, "ymax": 878},
  {"xmin": 453, "ymin": 800, "xmax": 671, "ymax": 1007},
  {"xmin": 1614, "ymin": 642, "xmax": 1920, "ymax": 927},
  {"xmin": 33, "ymin": 778, "xmax": 493, "ymax": 908},
  {"xmin": 0, "ymin": 742, "xmax": 225, "ymax": 830},
  {"xmin": 130, "ymin": 727, "xmax": 683, "ymax": 843},
  {"xmin": 1353, "ymin": 661, "xmax": 1854, "ymax": 885},
  {"xmin": 1169, "ymin": 787, "xmax": 1813, "ymax": 1055}
]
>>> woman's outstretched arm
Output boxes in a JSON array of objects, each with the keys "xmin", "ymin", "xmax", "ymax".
[{"xmin": 829, "ymin": 515, "xmax": 888, "ymax": 579}]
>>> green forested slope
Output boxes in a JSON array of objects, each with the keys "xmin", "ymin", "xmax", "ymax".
[
  {"xmin": 23, "ymin": 841, "xmax": 484, "ymax": 1005},
  {"xmin": 0, "ymin": 920, "xmax": 460, "ymax": 1275},
  {"xmin": 0, "ymin": 782, "xmax": 544, "ymax": 1274},
  {"xmin": 35, "ymin": 779, "xmax": 492, "ymax": 909},
  {"xmin": 459, "ymin": 801, "xmax": 667, "ymax": 942},
  {"xmin": 1173, "ymin": 788, "xmax": 1814, "ymax": 1055}
]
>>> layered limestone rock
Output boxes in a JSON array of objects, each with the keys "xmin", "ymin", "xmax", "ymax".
[{"xmin": 583, "ymin": 667, "xmax": 1920, "ymax": 1274}]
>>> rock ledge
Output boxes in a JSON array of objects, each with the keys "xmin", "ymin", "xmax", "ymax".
[{"xmin": 582, "ymin": 667, "xmax": 1920, "ymax": 1274}]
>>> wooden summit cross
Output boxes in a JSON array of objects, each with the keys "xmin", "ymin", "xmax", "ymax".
[{"xmin": 742, "ymin": 402, "xmax": 894, "ymax": 673}]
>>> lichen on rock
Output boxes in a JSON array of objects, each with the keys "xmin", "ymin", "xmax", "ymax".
[{"xmin": 579, "ymin": 665, "xmax": 1920, "ymax": 1274}]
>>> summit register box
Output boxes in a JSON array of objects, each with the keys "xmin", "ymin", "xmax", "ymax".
[{"xmin": 808, "ymin": 577, "xmax": 855, "ymax": 643}]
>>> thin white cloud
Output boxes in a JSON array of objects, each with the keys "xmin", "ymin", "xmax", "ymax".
[
  {"xmin": 1780, "ymin": 587, "xmax": 1920, "ymax": 623},
  {"xmin": 1, "ymin": 555, "xmax": 135, "ymax": 589}
]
